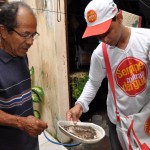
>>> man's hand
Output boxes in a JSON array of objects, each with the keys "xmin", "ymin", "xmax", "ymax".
[
  {"xmin": 17, "ymin": 115, "xmax": 48, "ymax": 137},
  {"xmin": 66, "ymin": 104, "xmax": 83, "ymax": 122}
]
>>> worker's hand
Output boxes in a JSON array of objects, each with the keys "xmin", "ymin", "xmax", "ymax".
[
  {"xmin": 18, "ymin": 116, "xmax": 48, "ymax": 137},
  {"xmin": 66, "ymin": 104, "xmax": 83, "ymax": 122}
]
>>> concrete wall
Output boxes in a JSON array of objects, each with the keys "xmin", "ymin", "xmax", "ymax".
[{"xmin": 8, "ymin": 0, "xmax": 70, "ymax": 141}]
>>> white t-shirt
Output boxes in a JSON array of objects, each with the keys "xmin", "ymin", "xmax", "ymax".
[{"xmin": 76, "ymin": 27, "xmax": 150, "ymax": 124}]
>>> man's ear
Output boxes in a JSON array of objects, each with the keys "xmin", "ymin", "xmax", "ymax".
[
  {"xmin": 0, "ymin": 25, "xmax": 7, "ymax": 39},
  {"xmin": 116, "ymin": 11, "xmax": 123, "ymax": 23}
]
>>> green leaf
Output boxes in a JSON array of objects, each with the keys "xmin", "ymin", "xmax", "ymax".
[
  {"xmin": 30, "ymin": 66, "xmax": 34, "ymax": 77},
  {"xmin": 32, "ymin": 91, "xmax": 41, "ymax": 103},
  {"xmin": 34, "ymin": 110, "xmax": 41, "ymax": 119},
  {"xmin": 132, "ymin": 20, "xmax": 138, "ymax": 27},
  {"xmin": 70, "ymin": 72, "xmax": 88, "ymax": 100},
  {"xmin": 32, "ymin": 86, "xmax": 44, "ymax": 97}
]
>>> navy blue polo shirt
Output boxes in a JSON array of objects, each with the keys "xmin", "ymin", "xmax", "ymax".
[{"xmin": 0, "ymin": 49, "xmax": 39, "ymax": 150}]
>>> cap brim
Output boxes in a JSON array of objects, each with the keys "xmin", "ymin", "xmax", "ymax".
[{"xmin": 82, "ymin": 19, "xmax": 112, "ymax": 38}]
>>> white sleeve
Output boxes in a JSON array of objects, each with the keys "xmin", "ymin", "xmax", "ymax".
[
  {"xmin": 75, "ymin": 79, "xmax": 101, "ymax": 112},
  {"xmin": 75, "ymin": 49, "xmax": 106, "ymax": 112}
]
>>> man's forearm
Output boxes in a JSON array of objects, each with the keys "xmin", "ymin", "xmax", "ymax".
[{"xmin": 0, "ymin": 110, "xmax": 24, "ymax": 130}]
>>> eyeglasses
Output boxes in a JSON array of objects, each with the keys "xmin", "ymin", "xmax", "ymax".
[{"xmin": 11, "ymin": 28, "xmax": 40, "ymax": 40}]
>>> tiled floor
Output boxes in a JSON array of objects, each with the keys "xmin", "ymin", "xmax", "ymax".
[{"xmin": 67, "ymin": 136, "xmax": 110, "ymax": 150}]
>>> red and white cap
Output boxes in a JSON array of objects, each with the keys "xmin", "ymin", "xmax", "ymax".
[{"xmin": 82, "ymin": 0, "xmax": 118, "ymax": 38}]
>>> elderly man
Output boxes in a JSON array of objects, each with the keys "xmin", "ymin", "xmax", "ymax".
[{"xmin": 0, "ymin": 1, "xmax": 47, "ymax": 150}]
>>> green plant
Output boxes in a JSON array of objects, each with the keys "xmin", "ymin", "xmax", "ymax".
[
  {"xmin": 70, "ymin": 72, "xmax": 88, "ymax": 100},
  {"xmin": 30, "ymin": 66, "xmax": 44, "ymax": 119}
]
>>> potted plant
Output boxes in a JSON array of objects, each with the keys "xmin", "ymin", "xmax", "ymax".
[
  {"xmin": 70, "ymin": 72, "xmax": 88, "ymax": 101},
  {"xmin": 30, "ymin": 66, "xmax": 44, "ymax": 119}
]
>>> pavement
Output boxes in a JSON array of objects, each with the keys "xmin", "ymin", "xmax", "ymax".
[{"xmin": 39, "ymin": 131, "xmax": 67, "ymax": 150}]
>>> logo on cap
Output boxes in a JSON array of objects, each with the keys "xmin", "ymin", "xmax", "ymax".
[{"xmin": 87, "ymin": 10, "xmax": 97, "ymax": 23}]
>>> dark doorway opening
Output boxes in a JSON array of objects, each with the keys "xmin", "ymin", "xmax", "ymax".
[
  {"xmin": 67, "ymin": 0, "xmax": 103, "ymax": 118},
  {"xmin": 67, "ymin": 0, "xmax": 150, "ymax": 120}
]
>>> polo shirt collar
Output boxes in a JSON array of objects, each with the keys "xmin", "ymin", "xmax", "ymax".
[{"xmin": 0, "ymin": 49, "xmax": 14, "ymax": 63}]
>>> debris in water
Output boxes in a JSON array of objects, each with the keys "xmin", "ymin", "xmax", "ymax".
[{"xmin": 63, "ymin": 125, "xmax": 97, "ymax": 140}]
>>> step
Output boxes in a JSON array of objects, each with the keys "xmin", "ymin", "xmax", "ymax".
[{"xmin": 39, "ymin": 131, "xmax": 67, "ymax": 150}]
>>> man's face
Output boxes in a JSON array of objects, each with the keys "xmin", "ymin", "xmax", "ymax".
[
  {"xmin": 2, "ymin": 7, "xmax": 38, "ymax": 57},
  {"xmin": 97, "ymin": 14, "xmax": 123, "ymax": 46}
]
